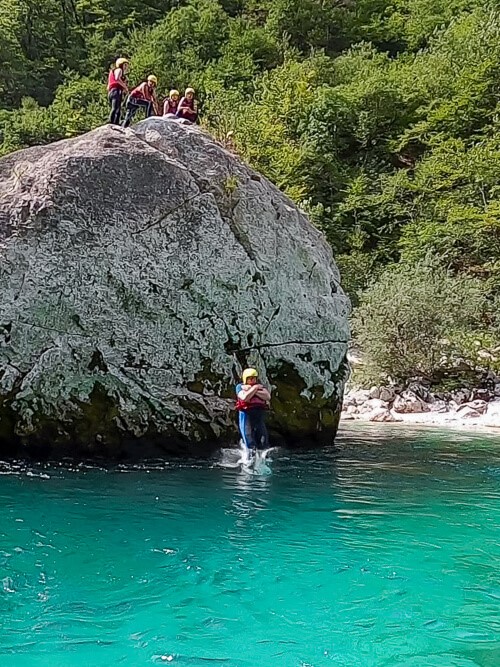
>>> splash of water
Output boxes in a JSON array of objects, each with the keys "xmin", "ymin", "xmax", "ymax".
[{"xmin": 219, "ymin": 443, "xmax": 275, "ymax": 475}]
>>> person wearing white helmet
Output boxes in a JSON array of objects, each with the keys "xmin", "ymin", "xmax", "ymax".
[
  {"xmin": 163, "ymin": 89, "xmax": 180, "ymax": 116},
  {"xmin": 235, "ymin": 368, "xmax": 271, "ymax": 453},
  {"xmin": 176, "ymin": 87, "xmax": 198, "ymax": 123},
  {"xmin": 107, "ymin": 57, "xmax": 129, "ymax": 125},
  {"xmin": 122, "ymin": 75, "xmax": 159, "ymax": 128}
]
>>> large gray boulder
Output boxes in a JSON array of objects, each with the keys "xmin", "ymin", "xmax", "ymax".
[{"xmin": 0, "ymin": 119, "xmax": 350, "ymax": 458}]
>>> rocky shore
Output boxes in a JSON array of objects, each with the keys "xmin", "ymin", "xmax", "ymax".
[{"xmin": 342, "ymin": 382, "xmax": 500, "ymax": 429}]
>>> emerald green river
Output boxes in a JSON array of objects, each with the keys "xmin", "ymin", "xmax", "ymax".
[{"xmin": 1, "ymin": 424, "xmax": 499, "ymax": 666}]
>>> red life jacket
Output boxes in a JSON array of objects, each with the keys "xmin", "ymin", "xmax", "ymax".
[
  {"xmin": 235, "ymin": 395, "xmax": 269, "ymax": 412},
  {"xmin": 177, "ymin": 97, "xmax": 197, "ymax": 120},
  {"xmin": 130, "ymin": 82, "xmax": 155, "ymax": 102},
  {"xmin": 163, "ymin": 98, "xmax": 179, "ymax": 115},
  {"xmin": 108, "ymin": 69, "xmax": 124, "ymax": 92}
]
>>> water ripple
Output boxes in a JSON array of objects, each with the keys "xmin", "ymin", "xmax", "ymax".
[{"xmin": 0, "ymin": 425, "xmax": 499, "ymax": 665}]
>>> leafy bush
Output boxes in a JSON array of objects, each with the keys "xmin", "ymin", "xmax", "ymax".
[
  {"xmin": 0, "ymin": 98, "xmax": 62, "ymax": 156},
  {"xmin": 0, "ymin": 77, "xmax": 105, "ymax": 156},
  {"xmin": 352, "ymin": 259, "xmax": 495, "ymax": 384}
]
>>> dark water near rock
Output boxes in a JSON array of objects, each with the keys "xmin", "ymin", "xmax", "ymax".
[{"xmin": 1, "ymin": 424, "xmax": 499, "ymax": 666}]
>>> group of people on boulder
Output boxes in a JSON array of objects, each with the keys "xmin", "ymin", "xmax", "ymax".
[{"xmin": 107, "ymin": 57, "xmax": 198, "ymax": 127}]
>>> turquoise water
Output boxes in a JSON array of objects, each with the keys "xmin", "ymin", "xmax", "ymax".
[{"xmin": 1, "ymin": 425, "xmax": 500, "ymax": 667}]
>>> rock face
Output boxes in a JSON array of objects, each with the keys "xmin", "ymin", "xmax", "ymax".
[
  {"xmin": 0, "ymin": 119, "xmax": 350, "ymax": 458},
  {"xmin": 393, "ymin": 390, "xmax": 430, "ymax": 414}
]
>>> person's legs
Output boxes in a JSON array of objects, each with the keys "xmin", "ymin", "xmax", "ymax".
[
  {"xmin": 108, "ymin": 89, "xmax": 122, "ymax": 125},
  {"xmin": 135, "ymin": 99, "xmax": 152, "ymax": 119},
  {"xmin": 122, "ymin": 98, "xmax": 136, "ymax": 127},
  {"xmin": 238, "ymin": 411, "xmax": 255, "ymax": 451},
  {"xmin": 124, "ymin": 99, "xmax": 153, "ymax": 126},
  {"xmin": 248, "ymin": 409, "xmax": 269, "ymax": 450},
  {"xmin": 176, "ymin": 110, "xmax": 190, "ymax": 122}
]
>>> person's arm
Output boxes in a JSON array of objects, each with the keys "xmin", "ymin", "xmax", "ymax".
[
  {"xmin": 115, "ymin": 68, "xmax": 128, "ymax": 93},
  {"xmin": 238, "ymin": 384, "xmax": 263, "ymax": 402},
  {"xmin": 256, "ymin": 387, "xmax": 271, "ymax": 402},
  {"xmin": 153, "ymin": 92, "xmax": 160, "ymax": 115}
]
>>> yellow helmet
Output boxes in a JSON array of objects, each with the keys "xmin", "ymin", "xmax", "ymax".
[
  {"xmin": 242, "ymin": 368, "xmax": 259, "ymax": 384},
  {"xmin": 185, "ymin": 87, "xmax": 195, "ymax": 95},
  {"xmin": 115, "ymin": 58, "xmax": 129, "ymax": 68},
  {"xmin": 170, "ymin": 89, "xmax": 180, "ymax": 98},
  {"xmin": 148, "ymin": 75, "xmax": 158, "ymax": 86}
]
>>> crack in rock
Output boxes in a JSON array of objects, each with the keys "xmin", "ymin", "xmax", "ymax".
[{"xmin": 132, "ymin": 192, "xmax": 201, "ymax": 235}]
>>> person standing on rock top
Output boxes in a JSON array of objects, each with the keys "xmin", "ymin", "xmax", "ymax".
[
  {"xmin": 236, "ymin": 368, "xmax": 271, "ymax": 454},
  {"xmin": 176, "ymin": 87, "xmax": 198, "ymax": 123},
  {"xmin": 107, "ymin": 58, "xmax": 129, "ymax": 125},
  {"xmin": 122, "ymin": 75, "xmax": 159, "ymax": 128}
]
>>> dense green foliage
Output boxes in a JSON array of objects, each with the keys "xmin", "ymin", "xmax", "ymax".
[
  {"xmin": 1, "ymin": 0, "xmax": 500, "ymax": 384},
  {"xmin": 353, "ymin": 259, "xmax": 498, "ymax": 384}
]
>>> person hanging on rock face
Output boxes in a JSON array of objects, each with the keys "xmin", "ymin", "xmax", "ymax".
[
  {"xmin": 163, "ymin": 89, "xmax": 180, "ymax": 116},
  {"xmin": 235, "ymin": 368, "xmax": 271, "ymax": 453},
  {"xmin": 176, "ymin": 87, "xmax": 198, "ymax": 123},
  {"xmin": 107, "ymin": 58, "xmax": 129, "ymax": 125},
  {"xmin": 122, "ymin": 75, "xmax": 159, "ymax": 128}
]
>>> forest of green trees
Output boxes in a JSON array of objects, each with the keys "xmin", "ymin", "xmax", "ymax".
[{"xmin": 2, "ymin": 0, "xmax": 500, "ymax": 386}]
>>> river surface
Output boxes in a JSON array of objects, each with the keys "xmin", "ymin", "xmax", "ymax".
[{"xmin": 1, "ymin": 424, "xmax": 500, "ymax": 666}]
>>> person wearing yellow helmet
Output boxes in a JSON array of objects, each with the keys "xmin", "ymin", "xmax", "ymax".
[
  {"xmin": 235, "ymin": 368, "xmax": 271, "ymax": 453},
  {"xmin": 122, "ymin": 75, "xmax": 159, "ymax": 128},
  {"xmin": 163, "ymin": 89, "xmax": 180, "ymax": 116},
  {"xmin": 107, "ymin": 57, "xmax": 129, "ymax": 125},
  {"xmin": 176, "ymin": 87, "xmax": 198, "ymax": 123}
]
